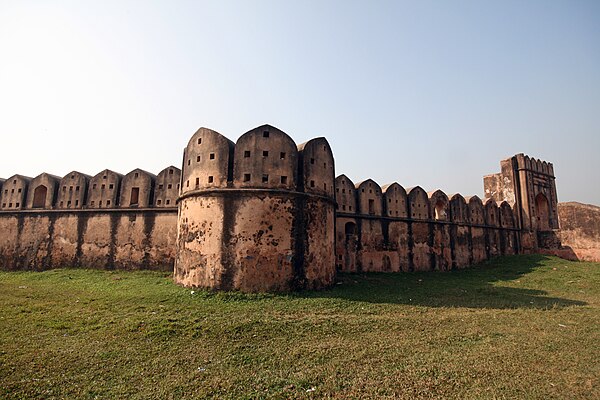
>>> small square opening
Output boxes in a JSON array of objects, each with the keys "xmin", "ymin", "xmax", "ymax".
[
  {"xmin": 243, "ymin": 174, "xmax": 251, "ymax": 182},
  {"xmin": 208, "ymin": 176, "xmax": 214, "ymax": 183},
  {"xmin": 263, "ymin": 131, "xmax": 269, "ymax": 138},
  {"xmin": 280, "ymin": 152, "xmax": 286, "ymax": 159},
  {"xmin": 280, "ymin": 176, "xmax": 287, "ymax": 184},
  {"xmin": 209, "ymin": 153, "xmax": 215, "ymax": 160},
  {"xmin": 262, "ymin": 174, "xmax": 269, "ymax": 183},
  {"xmin": 244, "ymin": 150, "xmax": 251, "ymax": 158},
  {"xmin": 263, "ymin": 150, "xmax": 269, "ymax": 157}
]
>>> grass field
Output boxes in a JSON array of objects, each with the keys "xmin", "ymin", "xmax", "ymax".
[{"xmin": 0, "ymin": 255, "xmax": 599, "ymax": 399}]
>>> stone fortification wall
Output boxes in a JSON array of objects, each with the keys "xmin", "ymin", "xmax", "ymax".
[
  {"xmin": 335, "ymin": 176, "xmax": 519, "ymax": 273},
  {"xmin": 0, "ymin": 209, "xmax": 177, "ymax": 270},
  {"xmin": 2, "ymin": 124, "xmax": 590, "ymax": 293},
  {"xmin": 550, "ymin": 202, "xmax": 600, "ymax": 262},
  {"xmin": 0, "ymin": 166, "xmax": 181, "ymax": 271}
]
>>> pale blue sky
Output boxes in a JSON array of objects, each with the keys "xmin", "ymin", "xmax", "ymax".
[{"xmin": 0, "ymin": 0, "xmax": 598, "ymax": 204}]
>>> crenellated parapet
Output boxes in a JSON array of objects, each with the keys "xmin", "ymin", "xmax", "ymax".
[
  {"xmin": 182, "ymin": 127, "xmax": 234, "ymax": 193},
  {"xmin": 1, "ymin": 175, "xmax": 32, "ymax": 210},
  {"xmin": 0, "ymin": 167, "xmax": 181, "ymax": 211},
  {"xmin": 334, "ymin": 174, "xmax": 517, "ymax": 229},
  {"xmin": 233, "ymin": 125, "xmax": 298, "ymax": 190},
  {"xmin": 333, "ymin": 174, "xmax": 521, "ymax": 273},
  {"xmin": 382, "ymin": 183, "xmax": 407, "ymax": 218},
  {"xmin": 57, "ymin": 171, "xmax": 91, "ymax": 209},
  {"xmin": 119, "ymin": 169, "xmax": 156, "ymax": 208},
  {"xmin": 154, "ymin": 166, "xmax": 181, "ymax": 207},
  {"xmin": 407, "ymin": 186, "xmax": 430, "ymax": 220}
]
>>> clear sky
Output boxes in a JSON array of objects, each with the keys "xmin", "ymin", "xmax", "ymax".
[{"xmin": 1, "ymin": 0, "xmax": 599, "ymax": 204}]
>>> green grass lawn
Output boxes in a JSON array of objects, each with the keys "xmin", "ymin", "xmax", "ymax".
[{"xmin": 0, "ymin": 255, "xmax": 599, "ymax": 399}]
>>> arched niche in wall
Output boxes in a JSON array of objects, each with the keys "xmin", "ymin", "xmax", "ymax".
[
  {"xmin": 154, "ymin": 166, "xmax": 181, "ymax": 207},
  {"xmin": 534, "ymin": 192, "xmax": 551, "ymax": 231},
  {"xmin": 428, "ymin": 189, "xmax": 449, "ymax": 221},
  {"xmin": 382, "ymin": 182, "xmax": 407, "ymax": 218},
  {"xmin": 335, "ymin": 175, "xmax": 357, "ymax": 213},
  {"xmin": 407, "ymin": 186, "xmax": 430, "ymax": 220},
  {"xmin": 449, "ymin": 193, "xmax": 468, "ymax": 223},
  {"xmin": 120, "ymin": 168, "xmax": 156, "ymax": 208},
  {"xmin": 499, "ymin": 201, "xmax": 515, "ymax": 228},
  {"xmin": 298, "ymin": 137, "xmax": 334, "ymax": 197},
  {"xmin": 484, "ymin": 199, "xmax": 499, "ymax": 227},
  {"xmin": 355, "ymin": 179, "xmax": 383, "ymax": 216},
  {"xmin": 26, "ymin": 173, "xmax": 60, "ymax": 209},
  {"xmin": 87, "ymin": 169, "xmax": 123, "ymax": 208},
  {"xmin": 466, "ymin": 196, "xmax": 484, "ymax": 225},
  {"xmin": 57, "ymin": 171, "xmax": 90, "ymax": 209},
  {"xmin": 233, "ymin": 124, "xmax": 298, "ymax": 189},
  {"xmin": 182, "ymin": 127, "xmax": 234, "ymax": 194}
]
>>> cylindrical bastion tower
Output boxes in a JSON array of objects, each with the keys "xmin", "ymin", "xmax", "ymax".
[{"xmin": 174, "ymin": 125, "xmax": 336, "ymax": 292}]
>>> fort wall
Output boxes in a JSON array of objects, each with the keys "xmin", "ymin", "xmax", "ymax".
[
  {"xmin": 335, "ymin": 179, "xmax": 520, "ymax": 273},
  {"xmin": 548, "ymin": 202, "xmax": 600, "ymax": 262},
  {"xmin": 0, "ymin": 126, "xmax": 596, "ymax": 292},
  {"xmin": 0, "ymin": 166, "xmax": 181, "ymax": 271}
]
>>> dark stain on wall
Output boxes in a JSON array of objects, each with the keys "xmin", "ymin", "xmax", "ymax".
[
  {"xmin": 407, "ymin": 220, "xmax": 414, "ymax": 272},
  {"xmin": 108, "ymin": 213, "xmax": 119, "ymax": 269},
  {"xmin": 220, "ymin": 194, "xmax": 237, "ymax": 291},
  {"xmin": 74, "ymin": 212, "xmax": 89, "ymax": 267},
  {"xmin": 290, "ymin": 194, "xmax": 307, "ymax": 290},
  {"xmin": 142, "ymin": 212, "xmax": 155, "ymax": 268},
  {"xmin": 41, "ymin": 213, "xmax": 56, "ymax": 270}
]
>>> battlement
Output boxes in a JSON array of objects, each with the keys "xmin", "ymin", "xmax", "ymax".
[
  {"xmin": 514, "ymin": 153, "xmax": 555, "ymax": 176},
  {"xmin": 0, "ymin": 166, "xmax": 181, "ymax": 211},
  {"xmin": 180, "ymin": 124, "xmax": 334, "ymax": 198},
  {"xmin": 335, "ymin": 176, "xmax": 516, "ymax": 229}
]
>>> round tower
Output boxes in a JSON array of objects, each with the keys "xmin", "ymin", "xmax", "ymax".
[{"xmin": 174, "ymin": 125, "xmax": 335, "ymax": 292}]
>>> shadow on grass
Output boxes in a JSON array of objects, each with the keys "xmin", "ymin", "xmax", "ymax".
[{"xmin": 302, "ymin": 254, "xmax": 587, "ymax": 309}]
